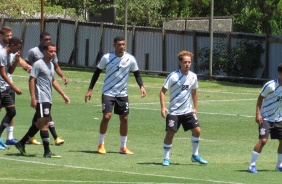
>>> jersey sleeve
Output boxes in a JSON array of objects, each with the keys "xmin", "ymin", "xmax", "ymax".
[
  {"xmin": 130, "ymin": 56, "xmax": 139, "ymax": 72},
  {"xmin": 191, "ymin": 74, "xmax": 199, "ymax": 89},
  {"xmin": 30, "ymin": 62, "xmax": 39, "ymax": 78},
  {"xmin": 97, "ymin": 55, "xmax": 107, "ymax": 70}
]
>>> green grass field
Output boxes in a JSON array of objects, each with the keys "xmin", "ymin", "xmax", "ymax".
[{"xmin": 0, "ymin": 66, "xmax": 282, "ymax": 184}]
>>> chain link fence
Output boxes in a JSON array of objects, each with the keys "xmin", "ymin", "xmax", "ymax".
[{"xmin": 1, "ymin": 17, "xmax": 281, "ymax": 81}]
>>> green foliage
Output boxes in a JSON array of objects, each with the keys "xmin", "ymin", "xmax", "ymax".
[
  {"xmin": 0, "ymin": 0, "xmax": 40, "ymax": 18},
  {"xmin": 198, "ymin": 40, "xmax": 265, "ymax": 77}
]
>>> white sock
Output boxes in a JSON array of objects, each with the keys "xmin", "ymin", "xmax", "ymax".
[
  {"xmin": 6, "ymin": 126, "xmax": 14, "ymax": 140},
  {"xmin": 276, "ymin": 154, "xmax": 282, "ymax": 169},
  {"xmin": 250, "ymin": 151, "xmax": 260, "ymax": 166},
  {"xmin": 120, "ymin": 136, "xmax": 127, "ymax": 148},
  {"xmin": 163, "ymin": 143, "xmax": 172, "ymax": 159},
  {"xmin": 98, "ymin": 133, "xmax": 105, "ymax": 145},
  {"xmin": 191, "ymin": 136, "xmax": 200, "ymax": 155}
]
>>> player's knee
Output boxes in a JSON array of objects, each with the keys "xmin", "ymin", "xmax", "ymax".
[
  {"xmin": 6, "ymin": 106, "xmax": 16, "ymax": 119},
  {"xmin": 260, "ymin": 138, "xmax": 268, "ymax": 145}
]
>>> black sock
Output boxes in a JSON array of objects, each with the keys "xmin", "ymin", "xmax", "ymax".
[
  {"xmin": 40, "ymin": 130, "xmax": 50, "ymax": 154},
  {"xmin": 48, "ymin": 124, "xmax": 58, "ymax": 140},
  {"xmin": 20, "ymin": 123, "xmax": 39, "ymax": 145}
]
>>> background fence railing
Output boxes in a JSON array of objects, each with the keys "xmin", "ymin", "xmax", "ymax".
[{"xmin": 1, "ymin": 18, "xmax": 281, "ymax": 80}]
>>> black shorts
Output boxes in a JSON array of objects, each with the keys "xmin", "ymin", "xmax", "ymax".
[
  {"xmin": 166, "ymin": 112, "xmax": 200, "ymax": 132},
  {"xmin": 259, "ymin": 120, "xmax": 282, "ymax": 139},
  {"xmin": 35, "ymin": 102, "xmax": 52, "ymax": 118},
  {"xmin": 102, "ymin": 94, "xmax": 129, "ymax": 115},
  {"xmin": 0, "ymin": 88, "xmax": 15, "ymax": 108}
]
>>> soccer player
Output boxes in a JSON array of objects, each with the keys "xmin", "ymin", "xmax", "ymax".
[
  {"xmin": 25, "ymin": 31, "xmax": 68, "ymax": 145},
  {"xmin": 159, "ymin": 50, "xmax": 208, "ymax": 166},
  {"xmin": 15, "ymin": 42, "xmax": 70, "ymax": 158},
  {"xmin": 0, "ymin": 27, "xmax": 32, "ymax": 148},
  {"xmin": 85, "ymin": 36, "xmax": 146, "ymax": 155},
  {"xmin": 248, "ymin": 64, "xmax": 282, "ymax": 173}
]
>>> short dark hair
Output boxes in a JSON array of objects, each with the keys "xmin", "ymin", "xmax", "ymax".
[
  {"xmin": 278, "ymin": 64, "xmax": 282, "ymax": 73},
  {"xmin": 43, "ymin": 42, "xmax": 56, "ymax": 50},
  {"xmin": 40, "ymin": 31, "xmax": 51, "ymax": 39},
  {"xmin": 9, "ymin": 36, "xmax": 22, "ymax": 46},
  {"xmin": 114, "ymin": 36, "xmax": 125, "ymax": 43},
  {"xmin": 0, "ymin": 26, "xmax": 12, "ymax": 35}
]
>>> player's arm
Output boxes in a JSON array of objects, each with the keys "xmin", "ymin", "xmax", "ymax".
[
  {"xmin": 160, "ymin": 87, "xmax": 168, "ymax": 118},
  {"xmin": 52, "ymin": 77, "xmax": 70, "ymax": 104},
  {"xmin": 54, "ymin": 62, "xmax": 68, "ymax": 85},
  {"xmin": 1, "ymin": 66, "xmax": 22, "ymax": 95},
  {"xmin": 133, "ymin": 70, "xmax": 146, "ymax": 98},
  {"xmin": 29, "ymin": 76, "xmax": 37, "ymax": 108},
  {"xmin": 191, "ymin": 88, "xmax": 198, "ymax": 114},
  {"xmin": 255, "ymin": 94, "xmax": 264, "ymax": 124},
  {"xmin": 85, "ymin": 68, "xmax": 102, "ymax": 102},
  {"xmin": 18, "ymin": 57, "xmax": 32, "ymax": 72}
]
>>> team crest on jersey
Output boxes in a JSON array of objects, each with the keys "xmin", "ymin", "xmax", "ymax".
[
  {"xmin": 44, "ymin": 108, "xmax": 49, "ymax": 115},
  {"xmin": 121, "ymin": 59, "xmax": 127, "ymax": 66},
  {"xmin": 168, "ymin": 119, "xmax": 175, "ymax": 127},
  {"xmin": 260, "ymin": 128, "xmax": 266, "ymax": 135}
]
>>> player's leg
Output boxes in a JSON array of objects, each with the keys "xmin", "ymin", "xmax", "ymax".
[
  {"xmin": 183, "ymin": 113, "xmax": 207, "ymax": 164},
  {"xmin": 15, "ymin": 112, "xmax": 40, "ymax": 156},
  {"xmin": 48, "ymin": 116, "xmax": 64, "ymax": 145},
  {"xmin": 97, "ymin": 94, "xmax": 114, "ymax": 154},
  {"xmin": 115, "ymin": 96, "xmax": 133, "ymax": 155},
  {"xmin": 36, "ymin": 103, "xmax": 60, "ymax": 158},
  {"xmin": 274, "ymin": 121, "xmax": 282, "ymax": 171},
  {"xmin": 6, "ymin": 91, "xmax": 18, "ymax": 145},
  {"xmin": 249, "ymin": 120, "xmax": 270, "ymax": 173},
  {"xmin": 162, "ymin": 114, "xmax": 178, "ymax": 166},
  {"xmin": 27, "ymin": 113, "xmax": 41, "ymax": 145},
  {"xmin": 0, "ymin": 105, "xmax": 16, "ymax": 148}
]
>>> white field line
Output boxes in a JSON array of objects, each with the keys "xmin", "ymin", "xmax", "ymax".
[
  {"xmin": 12, "ymin": 75, "xmax": 256, "ymax": 95},
  {"xmin": 0, "ymin": 157, "xmax": 243, "ymax": 184}
]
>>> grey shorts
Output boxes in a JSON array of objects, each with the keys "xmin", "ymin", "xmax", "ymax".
[{"xmin": 102, "ymin": 94, "xmax": 129, "ymax": 115}]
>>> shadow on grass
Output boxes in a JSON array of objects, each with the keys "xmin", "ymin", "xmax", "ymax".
[
  {"xmin": 69, "ymin": 150, "xmax": 120, "ymax": 154},
  {"xmin": 5, "ymin": 153, "xmax": 37, "ymax": 157}
]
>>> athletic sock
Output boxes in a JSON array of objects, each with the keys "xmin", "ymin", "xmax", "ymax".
[
  {"xmin": 6, "ymin": 125, "xmax": 14, "ymax": 140},
  {"xmin": 48, "ymin": 121, "xmax": 58, "ymax": 140},
  {"xmin": 120, "ymin": 136, "xmax": 127, "ymax": 148},
  {"xmin": 191, "ymin": 136, "xmax": 200, "ymax": 155},
  {"xmin": 163, "ymin": 143, "xmax": 172, "ymax": 159},
  {"xmin": 98, "ymin": 133, "xmax": 105, "ymax": 145},
  {"xmin": 250, "ymin": 151, "xmax": 260, "ymax": 166},
  {"xmin": 40, "ymin": 130, "xmax": 50, "ymax": 154}
]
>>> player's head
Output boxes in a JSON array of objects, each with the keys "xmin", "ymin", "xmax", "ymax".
[
  {"xmin": 113, "ymin": 36, "xmax": 125, "ymax": 57},
  {"xmin": 0, "ymin": 26, "xmax": 12, "ymax": 45},
  {"xmin": 40, "ymin": 31, "xmax": 51, "ymax": 45},
  {"xmin": 278, "ymin": 64, "xmax": 282, "ymax": 74},
  {"xmin": 178, "ymin": 50, "xmax": 194, "ymax": 72},
  {"xmin": 8, "ymin": 36, "xmax": 22, "ymax": 54},
  {"xmin": 43, "ymin": 42, "xmax": 56, "ymax": 60}
]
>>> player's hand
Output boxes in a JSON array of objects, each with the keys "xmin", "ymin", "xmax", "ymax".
[
  {"xmin": 140, "ymin": 86, "xmax": 146, "ymax": 98},
  {"xmin": 14, "ymin": 87, "xmax": 22, "ymax": 95},
  {"xmin": 62, "ymin": 77, "xmax": 68, "ymax": 85},
  {"xmin": 31, "ymin": 98, "xmax": 37, "ymax": 108},
  {"xmin": 26, "ymin": 65, "xmax": 32, "ymax": 73},
  {"xmin": 85, "ymin": 90, "xmax": 92, "ymax": 103},
  {"xmin": 255, "ymin": 114, "xmax": 263, "ymax": 125},
  {"xmin": 62, "ymin": 94, "xmax": 70, "ymax": 104},
  {"xmin": 161, "ymin": 107, "xmax": 168, "ymax": 118}
]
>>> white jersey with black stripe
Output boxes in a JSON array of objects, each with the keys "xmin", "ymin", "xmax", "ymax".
[
  {"xmin": 97, "ymin": 51, "xmax": 139, "ymax": 97},
  {"xmin": 163, "ymin": 69, "xmax": 198, "ymax": 115},
  {"xmin": 260, "ymin": 79, "xmax": 282, "ymax": 122}
]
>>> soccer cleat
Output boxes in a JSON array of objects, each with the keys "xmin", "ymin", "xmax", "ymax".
[
  {"xmin": 6, "ymin": 138, "xmax": 18, "ymax": 145},
  {"xmin": 162, "ymin": 158, "xmax": 170, "ymax": 166},
  {"xmin": 98, "ymin": 144, "xmax": 106, "ymax": 154},
  {"xmin": 55, "ymin": 137, "xmax": 64, "ymax": 146},
  {"xmin": 119, "ymin": 147, "xmax": 134, "ymax": 155},
  {"xmin": 15, "ymin": 142, "xmax": 29, "ymax": 156},
  {"xmin": 0, "ymin": 144, "xmax": 6, "ymax": 150},
  {"xmin": 27, "ymin": 137, "xmax": 41, "ymax": 145},
  {"xmin": 44, "ymin": 152, "xmax": 61, "ymax": 158},
  {"xmin": 191, "ymin": 154, "xmax": 208, "ymax": 164},
  {"xmin": 248, "ymin": 165, "xmax": 258, "ymax": 173},
  {"xmin": 0, "ymin": 138, "xmax": 8, "ymax": 148}
]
